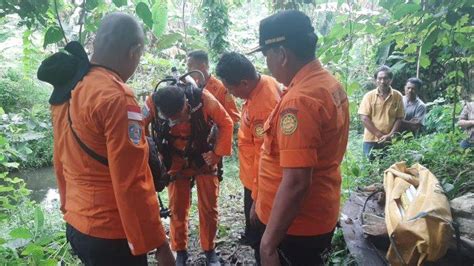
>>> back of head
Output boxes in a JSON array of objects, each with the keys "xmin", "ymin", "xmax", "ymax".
[
  {"xmin": 92, "ymin": 12, "xmax": 144, "ymax": 63},
  {"xmin": 216, "ymin": 52, "xmax": 257, "ymax": 85},
  {"xmin": 153, "ymin": 86, "xmax": 186, "ymax": 117},
  {"xmin": 188, "ymin": 50, "xmax": 209, "ymax": 66},
  {"xmin": 259, "ymin": 10, "xmax": 317, "ymax": 61}
]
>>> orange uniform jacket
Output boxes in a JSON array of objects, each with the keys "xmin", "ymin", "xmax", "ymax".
[
  {"xmin": 256, "ymin": 60, "xmax": 350, "ymax": 236},
  {"xmin": 205, "ymin": 75, "xmax": 241, "ymax": 124},
  {"xmin": 51, "ymin": 67, "xmax": 166, "ymax": 255},
  {"xmin": 238, "ymin": 75, "xmax": 281, "ymax": 199},
  {"xmin": 143, "ymin": 89, "xmax": 234, "ymax": 164}
]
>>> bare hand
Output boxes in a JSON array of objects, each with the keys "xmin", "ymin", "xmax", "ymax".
[
  {"xmin": 378, "ymin": 134, "xmax": 391, "ymax": 143},
  {"xmin": 260, "ymin": 237, "xmax": 281, "ymax": 266},
  {"xmin": 155, "ymin": 241, "xmax": 175, "ymax": 266},
  {"xmin": 249, "ymin": 202, "xmax": 258, "ymax": 227},
  {"xmin": 202, "ymin": 151, "xmax": 221, "ymax": 166}
]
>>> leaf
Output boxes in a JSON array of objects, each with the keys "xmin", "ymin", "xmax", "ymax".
[
  {"xmin": 85, "ymin": 0, "xmax": 99, "ymax": 10},
  {"xmin": 351, "ymin": 165, "xmax": 360, "ymax": 177},
  {"xmin": 393, "ymin": 3, "xmax": 420, "ymax": 20},
  {"xmin": 420, "ymin": 28, "xmax": 439, "ymax": 55},
  {"xmin": 2, "ymin": 162, "xmax": 19, "ymax": 168},
  {"xmin": 112, "ymin": 0, "xmax": 127, "ymax": 7},
  {"xmin": 152, "ymin": 0, "xmax": 168, "ymax": 37},
  {"xmin": 136, "ymin": 2, "xmax": 153, "ymax": 28},
  {"xmin": 419, "ymin": 54, "xmax": 430, "ymax": 68},
  {"xmin": 446, "ymin": 10, "xmax": 461, "ymax": 26},
  {"xmin": 155, "ymin": 32, "xmax": 182, "ymax": 50},
  {"xmin": 40, "ymin": 259, "xmax": 58, "ymax": 266},
  {"xmin": 0, "ymin": 107, "xmax": 4, "ymax": 115},
  {"xmin": 0, "ymin": 238, "xmax": 6, "ymax": 245},
  {"xmin": 34, "ymin": 207, "xmax": 45, "ymax": 233},
  {"xmin": 43, "ymin": 26, "xmax": 63, "ymax": 49},
  {"xmin": 9, "ymin": 227, "xmax": 33, "ymax": 239}
]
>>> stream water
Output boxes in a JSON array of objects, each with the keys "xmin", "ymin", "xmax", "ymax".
[{"xmin": 13, "ymin": 166, "xmax": 59, "ymax": 207}]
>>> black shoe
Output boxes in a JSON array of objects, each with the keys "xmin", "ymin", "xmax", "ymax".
[
  {"xmin": 176, "ymin": 250, "xmax": 189, "ymax": 266},
  {"xmin": 205, "ymin": 249, "xmax": 221, "ymax": 266}
]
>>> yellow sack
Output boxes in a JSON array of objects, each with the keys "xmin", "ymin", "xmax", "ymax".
[{"xmin": 384, "ymin": 162, "xmax": 453, "ymax": 265}]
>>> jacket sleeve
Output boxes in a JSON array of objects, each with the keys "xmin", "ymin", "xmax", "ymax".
[
  {"xmin": 250, "ymin": 113, "xmax": 266, "ymax": 200},
  {"xmin": 99, "ymin": 93, "xmax": 166, "ymax": 255},
  {"xmin": 202, "ymin": 90, "xmax": 233, "ymax": 156},
  {"xmin": 142, "ymin": 94, "xmax": 156, "ymax": 135},
  {"xmin": 51, "ymin": 106, "xmax": 67, "ymax": 214},
  {"xmin": 223, "ymin": 92, "xmax": 241, "ymax": 124}
]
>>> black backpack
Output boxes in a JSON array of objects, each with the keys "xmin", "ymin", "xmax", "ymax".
[{"xmin": 150, "ymin": 75, "xmax": 215, "ymax": 173}]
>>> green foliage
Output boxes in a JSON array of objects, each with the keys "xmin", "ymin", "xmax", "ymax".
[
  {"xmin": 43, "ymin": 26, "xmax": 63, "ymax": 49},
  {"xmin": 136, "ymin": 2, "xmax": 153, "ymax": 29},
  {"xmin": 424, "ymin": 101, "xmax": 457, "ymax": 134},
  {"xmin": 152, "ymin": 0, "xmax": 168, "ymax": 38},
  {"xmin": 0, "ymin": 172, "xmax": 77, "ymax": 265},
  {"xmin": 342, "ymin": 129, "xmax": 473, "ymax": 201},
  {"xmin": 0, "ymin": 69, "xmax": 53, "ymax": 170},
  {"xmin": 0, "ymin": 0, "xmax": 49, "ymax": 27},
  {"xmin": 202, "ymin": 0, "xmax": 231, "ymax": 60}
]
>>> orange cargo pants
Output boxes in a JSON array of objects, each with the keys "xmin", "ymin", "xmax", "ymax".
[{"xmin": 168, "ymin": 174, "xmax": 219, "ymax": 251}]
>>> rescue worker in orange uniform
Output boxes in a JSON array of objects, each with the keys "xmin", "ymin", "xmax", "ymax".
[
  {"xmin": 187, "ymin": 50, "xmax": 241, "ymax": 124},
  {"xmin": 143, "ymin": 84, "xmax": 234, "ymax": 265},
  {"xmin": 215, "ymin": 52, "xmax": 282, "ymax": 249},
  {"xmin": 41, "ymin": 13, "xmax": 174, "ymax": 265},
  {"xmin": 248, "ymin": 10, "xmax": 350, "ymax": 265}
]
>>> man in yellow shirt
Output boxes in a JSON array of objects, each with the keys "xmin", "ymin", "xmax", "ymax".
[{"xmin": 358, "ymin": 65, "xmax": 404, "ymax": 159}]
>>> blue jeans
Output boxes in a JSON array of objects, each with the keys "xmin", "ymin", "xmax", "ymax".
[
  {"xmin": 363, "ymin": 142, "xmax": 387, "ymax": 160},
  {"xmin": 460, "ymin": 139, "xmax": 473, "ymax": 149}
]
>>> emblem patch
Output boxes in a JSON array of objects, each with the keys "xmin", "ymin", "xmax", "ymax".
[
  {"xmin": 280, "ymin": 110, "xmax": 298, "ymax": 136},
  {"xmin": 128, "ymin": 121, "xmax": 142, "ymax": 145},
  {"xmin": 253, "ymin": 119, "xmax": 265, "ymax": 138},
  {"xmin": 255, "ymin": 124, "xmax": 265, "ymax": 138}
]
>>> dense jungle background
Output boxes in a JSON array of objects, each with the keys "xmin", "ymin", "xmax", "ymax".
[{"xmin": 0, "ymin": 0, "xmax": 472, "ymax": 264}]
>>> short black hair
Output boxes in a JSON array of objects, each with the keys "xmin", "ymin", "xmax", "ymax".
[
  {"xmin": 216, "ymin": 52, "xmax": 258, "ymax": 86},
  {"xmin": 188, "ymin": 50, "xmax": 209, "ymax": 65},
  {"xmin": 374, "ymin": 65, "xmax": 393, "ymax": 79},
  {"xmin": 153, "ymin": 85, "xmax": 185, "ymax": 117},
  {"xmin": 406, "ymin": 77, "xmax": 422, "ymax": 90}
]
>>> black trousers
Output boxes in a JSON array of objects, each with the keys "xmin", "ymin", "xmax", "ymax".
[
  {"xmin": 253, "ymin": 220, "xmax": 333, "ymax": 266},
  {"xmin": 243, "ymin": 187, "xmax": 259, "ymax": 245},
  {"xmin": 66, "ymin": 223, "xmax": 147, "ymax": 266}
]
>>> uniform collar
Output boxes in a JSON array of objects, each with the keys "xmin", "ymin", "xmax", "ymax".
[
  {"xmin": 205, "ymin": 75, "xmax": 217, "ymax": 88},
  {"xmin": 91, "ymin": 64, "xmax": 124, "ymax": 83},
  {"xmin": 376, "ymin": 86, "xmax": 394, "ymax": 98},
  {"xmin": 287, "ymin": 59, "xmax": 322, "ymax": 90}
]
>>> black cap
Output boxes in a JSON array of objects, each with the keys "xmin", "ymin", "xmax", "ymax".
[
  {"xmin": 248, "ymin": 10, "xmax": 315, "ymax": 54},
  {"xmin": 37, "ymin": 41, "xmax": 91, "ymax": 105}
]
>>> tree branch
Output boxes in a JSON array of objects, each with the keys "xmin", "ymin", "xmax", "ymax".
[
  {"xmin": 78, "ymin": 0, "xmax": 86, "ymax": 44},
  {"xmin": 54, "ymin": 0, "xmax": 69, "ymax": 44}
]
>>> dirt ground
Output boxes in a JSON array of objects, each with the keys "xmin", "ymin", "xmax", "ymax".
[{"xmin": 148, "ymin": 176, "xmax": 257, "ymax": 265}]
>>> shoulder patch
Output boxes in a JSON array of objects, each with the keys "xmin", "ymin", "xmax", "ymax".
[
  {"xmin": 280, "ymin": 109, "xmax": 298, "ymax": 136},
  {"xmin": 128, "ymin": 121, "xmax": 142, "ymax": 145}
]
